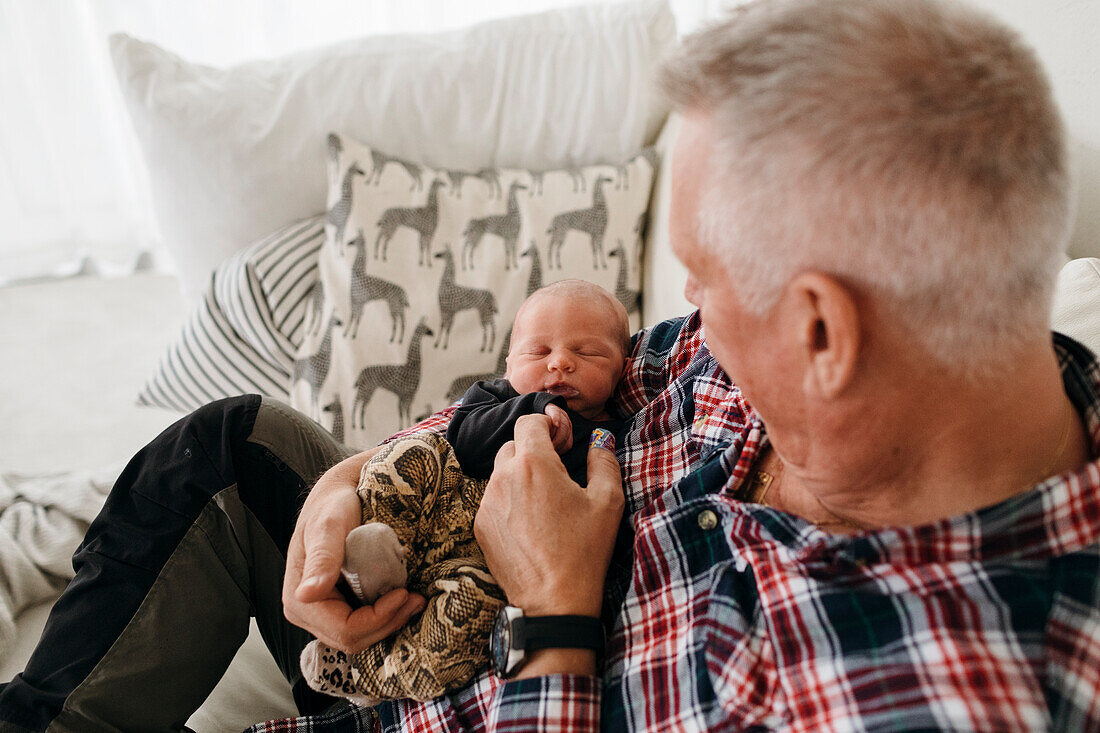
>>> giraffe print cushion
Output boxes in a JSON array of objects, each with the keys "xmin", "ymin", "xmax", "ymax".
[{"xmin": 290, "ymin": 134, "xmax": 654, "ymax": 448}]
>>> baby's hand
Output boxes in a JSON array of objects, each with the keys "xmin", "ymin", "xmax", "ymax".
[{"xmin": 544, "ymin": 404, "xmax": 573, "ymax": 454}]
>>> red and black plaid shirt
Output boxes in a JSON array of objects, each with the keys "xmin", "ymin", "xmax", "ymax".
[{"xmin": 253, "ymin": 314, "xmax": 1100, "ymax": 732}]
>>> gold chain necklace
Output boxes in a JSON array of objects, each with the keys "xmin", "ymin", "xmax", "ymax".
[
  {"xmin": 742, "ymin": 449, "xmax": 866, "ymax": 532},
  {"xmin": 1034, "ymin": 405, "xmax": 1072, "ymax": 486}
]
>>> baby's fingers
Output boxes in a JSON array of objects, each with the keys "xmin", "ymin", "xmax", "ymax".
[{"xmin": 544, "ymin": 404, "xmax": 573, "ymax": 453}]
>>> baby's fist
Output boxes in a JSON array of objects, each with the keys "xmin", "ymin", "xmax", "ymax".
[{"xmin": 544, "ymin": 404, "xmax": 573, "ymax": 454}]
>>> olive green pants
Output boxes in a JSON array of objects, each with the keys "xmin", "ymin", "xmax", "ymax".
[{"xmin": 0, "ymin": 396, "xmax": 351, "ymax": 733}]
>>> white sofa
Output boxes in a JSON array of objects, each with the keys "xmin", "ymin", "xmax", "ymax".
[
  {"xmin": 2, "ymin": 2, "xmax": 1100, "ymax": 731},
  {"xmin": 1, "ymin": 4, "xmax": 687, "ymax": 729}
]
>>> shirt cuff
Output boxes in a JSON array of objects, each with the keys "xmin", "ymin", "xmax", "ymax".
[{"xmin": 487, "ymin": 674, "xmax": 601, "ymax": 732}]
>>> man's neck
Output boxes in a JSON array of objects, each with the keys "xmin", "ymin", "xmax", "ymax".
[{"xmin": 773, "ymin": 342, "xmax": 1090, "ymax": 530}]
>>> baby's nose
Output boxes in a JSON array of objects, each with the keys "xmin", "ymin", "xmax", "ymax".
[{"xmin": 547, "ymin": 351, "xmax": 575, "ymax": 372}]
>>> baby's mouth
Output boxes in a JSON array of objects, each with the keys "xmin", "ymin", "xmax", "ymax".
[{"xmin": 545, "ymin": 383, "xmax": 579, "ymax": 399}]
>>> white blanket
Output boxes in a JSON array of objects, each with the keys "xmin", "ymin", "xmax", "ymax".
[{"xmin": 0, "ymin": 464, "xmax": 121, "ymax": 658}]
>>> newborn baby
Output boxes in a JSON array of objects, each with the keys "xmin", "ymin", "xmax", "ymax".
[{"xmin": 301, "ymin": 279, "xmax": 631, "ymax": 704}]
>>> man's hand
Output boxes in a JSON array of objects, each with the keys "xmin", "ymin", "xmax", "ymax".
[
  {"xmin": 544, "ymin": 403, "xmax": 574, "ymax": 454},
  {"xmin": 475, "ymin": 414, "xmax": 624, "ymax": 620},
  {"xmin": 283, "ymin": 448, "xmax": 425, "ymax": 652}
]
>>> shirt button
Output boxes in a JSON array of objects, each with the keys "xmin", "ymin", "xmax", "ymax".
[{"xmin": 697, "ymin": 509, "xmax": 718, "ymax": 530}]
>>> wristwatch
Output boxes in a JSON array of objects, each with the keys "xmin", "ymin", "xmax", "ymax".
[{"xmin": 489, "ymin": 605, "xmax": 604, "ymax": 678}]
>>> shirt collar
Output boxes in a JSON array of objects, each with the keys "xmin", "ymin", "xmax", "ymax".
[{"xmin": 718, "ymin": 333, "xmax": 1100, "ymax": 565}]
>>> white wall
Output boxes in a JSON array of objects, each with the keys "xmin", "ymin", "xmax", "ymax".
[{"xmin": 965, "ymin": 0, "xmax": 1100, "ymax": 258}]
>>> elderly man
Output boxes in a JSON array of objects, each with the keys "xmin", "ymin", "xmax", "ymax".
[
  {"xmin": 281, "ymin": 0, "xmax": 1096, "ymax": 730},
  {"xmin": 2, "ymin": 0, "xmax": 1096, "ymax": 731}
]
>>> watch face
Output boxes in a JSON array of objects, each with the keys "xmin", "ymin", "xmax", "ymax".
[{"xmin": 490, "ymin": 607, "xmax": 513, "ymax": 676}]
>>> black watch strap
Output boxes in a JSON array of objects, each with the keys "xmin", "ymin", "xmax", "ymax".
[{"xmin": 522, "ymin": 614, "xmax": 604, "ymax": 652}]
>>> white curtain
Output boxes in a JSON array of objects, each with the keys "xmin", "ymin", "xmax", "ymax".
[{"xmin": 0, "ymin": 0, "xmax": 724, "ymax": 285}]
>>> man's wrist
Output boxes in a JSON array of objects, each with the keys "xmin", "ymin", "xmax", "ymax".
[
  {"xmin": 491, "ymin": 606, "xmax": 604, "ymax": 678},
  {"xmin": 512, "ymin": 583, "xmax": 603, "ymax": 618},
  {"xmin": 511, "ymin": 648, "xmax": 598, "ymax": 679},
  {"xmin": 519, "ymin": 597, "xmax": 602, "ymax": 619}
]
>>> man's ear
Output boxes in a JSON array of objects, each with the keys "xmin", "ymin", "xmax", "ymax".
[{"xmin": 788, "ymin": 272, "xmax": 860, "ymax": 400}]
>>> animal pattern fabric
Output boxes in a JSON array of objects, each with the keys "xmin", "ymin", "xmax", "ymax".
[
  {"xmin": 299, "ymin": 432, "xmax": 505, "ymax": 704},
  {"xmin": 290, "ymin": 134, "xmax": 655, "ymax": 447}
]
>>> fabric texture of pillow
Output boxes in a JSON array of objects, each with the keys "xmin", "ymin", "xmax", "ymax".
[
  {"xmin": 138, "ymin": 215, "xmax": 324, "ymax": 412},
  {"xmin": 109, "ymin": 1, "xmax": 675, "ymax": 304},
  {"xmin": 291, "ymin": 135, "xmax": 655, "ymax": 447},
  {"xmin": 1052, "ymin": 257, "xmax": 1100, "ymax": 355}
]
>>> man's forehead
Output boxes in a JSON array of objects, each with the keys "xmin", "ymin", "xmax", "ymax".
[
  {"xmin": 669, "ymin": 112, "xmax": 715, "ymax": 265},
  {"xmin": 673, "ymin": 112, "xmax": 715, "ymax": 162}
]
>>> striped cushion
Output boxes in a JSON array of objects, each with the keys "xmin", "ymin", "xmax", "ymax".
[{"xmin": 137, "ymin": 215, "xmax": 324, "ymax": 412}]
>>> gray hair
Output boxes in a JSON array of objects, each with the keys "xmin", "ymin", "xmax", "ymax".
[{"xmin": 658, "ymin": 0, "xmax": 1071, "ymax": 373}]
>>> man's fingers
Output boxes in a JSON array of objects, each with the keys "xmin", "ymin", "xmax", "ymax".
[
  {"xmin": 512, "ymin": 413, "xmax": 557, "ymax": 453},
  {"xmin": 588, "ymin": 427, "xmax": 615, "ymax": 454},
  {"xmin": 492, "ymin": 440, "xmax": 516, "ymax": 472},
  {"xmin": 295, "ymin": 485, "xmax": 363, "ymax": 601},
  {"xmin": 371, "ymin": 586, "xmax": 414, "ymax": 619},
  {"xmin": 296, "ymin": 556, "xmax": 341, "ymax": 601},
  {"xmin": 307, "ymin": 590, "xmax": 426, "ymax": 652},
  {"xmin": 586, "ymin": 428, "xmax": 624, "ymax": 504},
  {"xmin": 351, "ymin": 591, "xmax": 425, "ymax": 635},
  {"xmin": 296, "ymin": 524, "xmax": 348, "ymax": 601}
]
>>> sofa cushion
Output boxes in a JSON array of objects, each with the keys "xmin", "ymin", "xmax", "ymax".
[
  {"xmin": 291, "ymin": 135, "xmax": 655, "ymax": 447},
  {"xmin": 109, "ymin": 1, "xmax": 675, "ymax": 304},
  {"xmin": 1053, "ymin": 257, "xmax": 1100, "ymax": 355},
  {"xmin": 138, "ymin": 216, "xmax": 323, "ymax": 411}
]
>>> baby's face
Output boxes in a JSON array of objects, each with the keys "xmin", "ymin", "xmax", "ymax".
[{"xmin": 505, "ymin": 294, "xmax": 626, "ymax": 420}]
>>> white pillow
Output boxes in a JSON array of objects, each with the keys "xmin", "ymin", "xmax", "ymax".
[
  {"xmin": 1052, "ymin": 257, "xmax": 1100, "ymax": 355},
  {"xmin": 109, "ymin": 1, "xmax": 675, "ymax": 304}
]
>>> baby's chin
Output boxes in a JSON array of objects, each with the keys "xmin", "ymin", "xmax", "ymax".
[
  {"xmin": 554, "ymin": 390, "xmax": 599, "ymax": 416},
  {"xmin": 570, "ymin": 400, "xmax": 611, "ymax": 421}
]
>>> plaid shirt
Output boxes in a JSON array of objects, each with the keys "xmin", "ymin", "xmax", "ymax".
[{"xmin": 252, "ymin": 315, "xmax": 1100, "ymax": 732}]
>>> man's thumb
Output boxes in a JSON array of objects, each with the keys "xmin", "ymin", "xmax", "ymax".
[
  {"xmin": 586, "ymin": 428, "xmax": 620, "ymax": 485},
  {"xmin": 589, "ymin": 428, "xmax": 615, "ymax": 453},
  {"xmin": 296, "ymin": 543, "xmax": 342, "ymax": 601}
]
